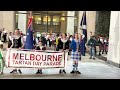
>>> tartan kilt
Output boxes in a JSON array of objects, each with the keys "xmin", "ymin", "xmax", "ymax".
[{"xmin": 71, "ymin": 51, "xmax": 81, "ymax": 61}]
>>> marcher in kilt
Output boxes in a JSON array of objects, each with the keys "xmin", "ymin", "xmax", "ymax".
[
  {"xmin": 97, "ymin": 36, "xmax": 103, "ymax": 56},
  {"xmin": 70, "ymin": 33, "xmax": 81, "ymax": 74},
  {"xmin": 57, "ymin": 33, "xmax": 69, "ymax": 74},
  {"xmin": 103, "ymin": 37, "xmax": 108, "ymax": 54}
]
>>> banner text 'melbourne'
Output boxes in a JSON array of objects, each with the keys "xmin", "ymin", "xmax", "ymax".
[{"xmin": 12, "ymin": 52, "xmax": 62, "ymax": 61}]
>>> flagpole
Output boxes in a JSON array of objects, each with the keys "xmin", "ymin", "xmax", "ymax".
[
  {"xmin": 80, "ymin": 11, "xmax": 87, "ymax": 56},
  {"xmin": 29, "ymin": 11, "xmax": 33, "ymax": 31},
  {"xmin": 29, "ymin": 11, "xmax": 32, "ymax": 16},
  {"xmin": 25, "ymin": 11, "xmax": 34, "ymax": 49}
]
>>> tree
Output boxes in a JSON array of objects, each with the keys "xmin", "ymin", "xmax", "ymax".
[{"xmin": 95, "ymin": 11, "xmax": 110, "ymax": 37}]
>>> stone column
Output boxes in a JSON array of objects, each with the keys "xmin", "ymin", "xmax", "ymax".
[
  {"xmin": 18, "ymin": 11, "xmax": 27, "ymax": 34},
  {"xmin": 107, "ymin": 11, "xmax": 120, "ymax": 68},
  {"xmin": 2, "ymin": 11, "xmax": 15, "ymax": 33},
  {"xmin": 61, "ymin": 18, "xmax": 66, "ymax": 33},
  {"xmin": 0, "ymin": 11, "xmax": 3, "ymax": 29},
  {"xmin": 66, "ymin": 11, "xmax": 75, "ymax": 35},
  {"xmin": 87, "ymin": 11, "xmax": 96, "ymax": 37}
]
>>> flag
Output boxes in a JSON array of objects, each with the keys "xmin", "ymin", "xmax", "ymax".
[
  {"xmin": 24, "ymin": 16, "xmax": 34, "ymax": 49},
  {"xmin": 80, "ymin": 11, "xmax": 87, "ymax": 56}
]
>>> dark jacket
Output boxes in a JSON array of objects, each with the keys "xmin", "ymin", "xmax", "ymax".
[
  {"xmin": 41, "ymin": 36, "xmax": 47, "ymax": 46},
  {"xmin": 87, "ymin": 38, "xmax": 96, "ymax": 47},
  {"xmin": 70, "ymin": 39, "xmax": 81, "ymax": 52},
  {"xmin": 12, "ymin": 37, "xmax": 22, "ymax": 48},
  {"xmin": 58, "ymin": 39, "xmax": 69, "ymax": 50}
]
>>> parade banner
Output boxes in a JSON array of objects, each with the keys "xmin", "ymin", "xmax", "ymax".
[{"xmin": 6, "ymin": 49, "xmax": 68, "ymax": 68}]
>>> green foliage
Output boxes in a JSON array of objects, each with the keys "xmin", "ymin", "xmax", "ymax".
[{"xmin": 95, "ymin": 11, "xmax": 110, "ymax": 37}]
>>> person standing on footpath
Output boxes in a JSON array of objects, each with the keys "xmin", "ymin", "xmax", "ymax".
[
  {"xmin": 2, "ymin": 28, "xmax": 7, "ymax": 43},
  {"xmin": 87, "ymin": 36, "xmax": 96, "ymax": 60},
  {"xmin": 55, "ymin": 34, "xmax": 60, "ymax": 51},
  {"xmin": 57, "ymin": 33, "xmax": 69, "ymax": 74},
  {"xmin": 9, "ymin": 29, "xmax": 24, "ymax": 74},
  {"xmin": 70, "ymin": 33, "xmax": 81, "ymax": 74}
]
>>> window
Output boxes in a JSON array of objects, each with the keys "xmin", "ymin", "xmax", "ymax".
[
  {"xmin": 53, "ymin": 16, "xmax": 60, "ymax": 25},
  {"xmin": 34, "ymin": 15, "xmax": 41, "ymax": 24},
  {"xmin": 43, "ymin": 16, "xmax": 51, "ymax": 25}
]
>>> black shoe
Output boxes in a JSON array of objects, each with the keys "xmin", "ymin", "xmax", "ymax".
[
  {"xmin": 18, "ymin": 69, "xmax": 22, "ymax": 74},
  {"xmin": 63, "ymin": 69, "xmax": 66, "ymax": 74},
  {"xmin": 36, "ymin": 69, "xmax": 40, "ymax": 74},
  {"xmin": 36, "ymin": 71, "xmax": 40, "ymax": 74},
  {"xmin": 89, "ymin": 57, "xmax": 92, "ymax": 59},
  {"xmin": 36, "ymin": 69, "xmax": 42, "ymax": 74},
  {"xmin": 93, "ymin": 58, "xmax": 95, "ymax": 60},
  {"xmin": 76, "ymin": 71, "xmax": 81, "ymax": 74},
  {"xmin": 59, "ymin": 69, "xmax": 62, "ymax": 74},
  {"xmin": 39, "ymin": 69, "xmax": 42, "ymax": 74},
  {"xmin": 99, "ymin": 53, "xmax": 101, "ymax": 56},
  {"xmin": 10, "ymin": 69, "xmax": 17, "ymax": 74},
  {"xmin": 102, "ymin": 52, "xmax": 104, "ymax": 54},
  {"xmin": 70, "ymin": 70, "xmax": 75, "ymax": 74},
  {"xmin": 0, "ymin": 71, "xmax": 3, "ymax": 75}
]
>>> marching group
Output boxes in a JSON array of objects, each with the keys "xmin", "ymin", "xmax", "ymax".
[{"xmin": 0, "ymin": 28, "xmax": 109, "ymax": 75}]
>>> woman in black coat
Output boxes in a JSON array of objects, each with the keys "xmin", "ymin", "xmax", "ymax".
[
  {"xmin": 9, "ymin": 29, "xmax": 24, "ymax": 74},
  {"xmin": 57, "ymin": 33, "xmax": 69, "ymax": 74}
]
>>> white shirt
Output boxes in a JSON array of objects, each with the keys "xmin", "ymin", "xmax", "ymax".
[
  {"xmin": 3, "ymin": 30, "xmax": 7, "ymax": 34},
  {"xmin": 33, "ymin": 37, "xmax": 39, "ymax": 45},
  {"xmin": 21, "ymin": 36, "xmax": 26, "ymax": 43},
  {"xmin": 46, "ymin": 35, "xmax": 50, "ymax": 40},
  {"xmin": 8, "ymin": 36, "xmax": 13, "ymax": 41},
  {"xmin": 70, "ymin": 37, "xmax": 73, "ymax": 41},
  {"xmin": 104, "ymin": 39, "xmax": 107, "ymax": 43}
]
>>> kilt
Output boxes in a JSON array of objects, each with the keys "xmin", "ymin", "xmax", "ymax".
[{"xmin": 71, "ymin": 51, "xmax": 81, "ymax": 61}]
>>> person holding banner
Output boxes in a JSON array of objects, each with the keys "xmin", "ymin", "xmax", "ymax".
[
  {"xmin": 9, "ymin": 29, "xmax": 24, "ymax": 74},
  {"xmin": 70, "ymin": 33, "xmax": 81, "ymax": 74},
  {"xmin": 35, "ymin": 41, "xmax": 46, "ymax": 74},
  {"xmin": 58, "ymin": 33, "xmax": 69, "ymax": 74}
]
